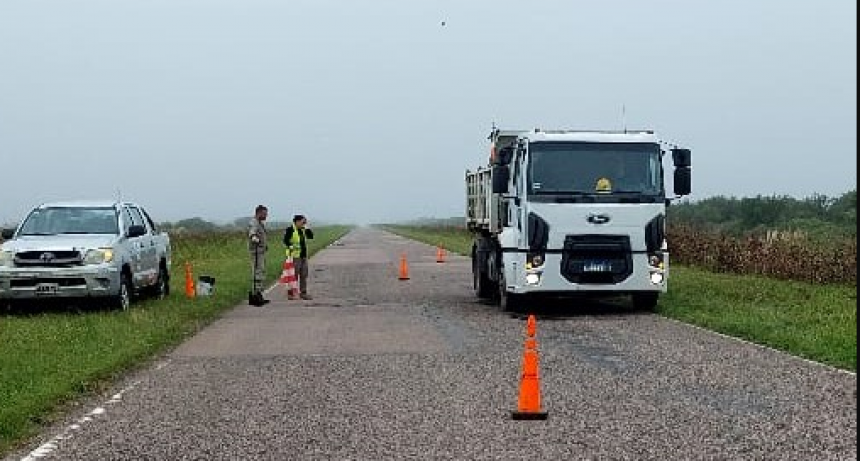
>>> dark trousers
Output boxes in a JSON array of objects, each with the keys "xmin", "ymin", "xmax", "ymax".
[{"xmin": 293, "ymin": 257, "xmax": 309, "ymax": 294}]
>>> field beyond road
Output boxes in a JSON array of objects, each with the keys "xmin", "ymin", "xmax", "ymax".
[{"xmin": 3, "ymin": 227, "xmax": 856, "ymax": 460}]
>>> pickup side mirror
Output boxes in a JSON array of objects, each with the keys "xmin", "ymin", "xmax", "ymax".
[
  {"xmin": 492, "ymin": 165, "xmax": 510, "ymax": 194},
  {"xmin": 127, "ymin": 225, "xmax": 147, "ymax": 238},
  {"xmin": 674, "ymin": 167, "xmax": 692, "ymax": 196},
  {"xmin": 1, "ymin": 228, "xmax": 14, "ymax": 240}
]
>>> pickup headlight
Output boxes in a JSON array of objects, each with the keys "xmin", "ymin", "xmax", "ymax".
[
  {"xmin": 83, "ymin": 248, "xmax": 114, "ymax": 265},
  {"xmin": 0, "ymin": 251, "xmax": 15, "ymax": 267}
]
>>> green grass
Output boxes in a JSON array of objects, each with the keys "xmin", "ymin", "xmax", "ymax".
[
  {"xmin": 380, "ymin": 225, "xmax": 857, "ymax": 372},
  {"xmin": 0, "ymin": 226, "xmax": 351, "ymax": 455}
]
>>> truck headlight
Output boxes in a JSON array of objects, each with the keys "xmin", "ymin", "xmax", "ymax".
[
  {"xmin": 525, "ymin": 273, "xmax": 541, "ymax": 285},
  {"xmin": 648, "ymin": 253, "xmax": 664, "ymax": 269},
  {"xmin": 0, "ymin": 251, "xmax": 15, "ymax": 267},
  {"xmin": 649, "ymin": 271, "xmax": 665, "ymax": 285},
  {"xmin": 526, "ymin": 253, "xmax": 545, "ymax": 270},
  {"xmin": 83, "ymin": 248, "xmax": 114, "ymax": 265}
]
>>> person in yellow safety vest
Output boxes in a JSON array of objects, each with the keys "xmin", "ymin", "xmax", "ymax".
[{"xmin": 283, "ymin": 214, "xmax": 315, "ymax": 300}]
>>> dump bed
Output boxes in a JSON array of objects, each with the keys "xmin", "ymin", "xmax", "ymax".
[{"xmin": 465, "ymin": 167, "xmax": 495, "ymax": 231}]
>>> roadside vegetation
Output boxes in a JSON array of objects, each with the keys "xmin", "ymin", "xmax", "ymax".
[{"xmin": 0, "ymin": 226, "xmax": 351, "ymax": 454}]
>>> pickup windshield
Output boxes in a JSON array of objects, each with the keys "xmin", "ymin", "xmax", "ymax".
[
  {"xmin": 18, "ymin": 207, "xmax": 119, "ymax": 236},
  {"xmin": 528, "ymin": 142, "xmax": 663, "ymax": 200}
]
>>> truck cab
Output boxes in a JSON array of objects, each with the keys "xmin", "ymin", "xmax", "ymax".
[{"xmin": 466, "ymin": 128, "xmax": 692, "ymax": 311}]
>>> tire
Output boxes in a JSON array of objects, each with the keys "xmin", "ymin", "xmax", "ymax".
[
  {"xmin": 498, "ymin": 270, "xmax": 523, "ymax": 312},
  {"xmin": 111, "ymin": 272, "xmax": 133, "ymax": 311},
  {"xmin": 472, "ymin": 246, "xmax": 494, "ymax": 299},
  {"xmin": 632, "ymin": 292, "xmax": 659, "ymax": 312}
]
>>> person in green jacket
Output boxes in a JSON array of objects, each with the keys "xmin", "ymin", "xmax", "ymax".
[{"xmin": 283, "ymin": 214, "xmax": 315, "ymax": 300}]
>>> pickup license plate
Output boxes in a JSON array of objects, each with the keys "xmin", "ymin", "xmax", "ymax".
[
  {"xmin": 35, "ymin": 283, "xmax": 59, "ymax": 296},
  {"xmin": 583, "ymin": 261, "xmax": 612, "ymax": 273}
]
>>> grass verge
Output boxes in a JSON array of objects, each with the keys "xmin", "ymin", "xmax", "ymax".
[
  {"xmin": 379, "ymin": 225, "xmax": 857, "ymax": 372},
  {"xmin": 0, "ymin": 226, "xmax": 351, "ymax": 454}
]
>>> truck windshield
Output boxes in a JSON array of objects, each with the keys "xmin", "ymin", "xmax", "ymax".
[
  {"xmin": 528, "ymin": 142, "xmax": 663, "ymax": 198},
  {"xmin": 18, "ymin": 207, "xmax": 119, "ymax": 236}
]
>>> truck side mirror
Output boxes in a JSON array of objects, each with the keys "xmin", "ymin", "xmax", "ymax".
[
  {"xmin": 127, "ymin": 225, "xmax": 147, "ymax": 238},
  {"xmin": 1, "ymin": 228, "xmax": 14, "ymax": 240},
  {"xmin": 672, "ymin": 148, "xmax": 691, "ymax": 168},
  {"xmin": 498, "ymin": 147, "xmax": 514, "ymax": 165},
  {"xmin": 674, "ymin": 167, "xmax": 691, "ymax": 196},
  {"xmin": 492, "ymin": 165, "xmax": 510, "ymax": 194}
]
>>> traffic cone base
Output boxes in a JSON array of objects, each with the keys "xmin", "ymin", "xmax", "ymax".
[{"xmin": 511, "ymin": 410, "xmax": 548, "ymax": 420}]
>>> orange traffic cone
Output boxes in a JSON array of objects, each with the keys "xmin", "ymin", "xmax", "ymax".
[
  {"xmin": 512, "ymin": 314, "xmax": 548, "ymax": 420},
  {"xmin": 398, "ymin": 253, "xmax": 410, "ymax": 280},
  {"xmin": 280, "ymin": 256, "xmax": 299, "ymax": 299},
  {"xmin": 436, "ymin": 245, "xmax": 446, "ymax": 263},
  {"xmin": 184, "ymin": 262, "xmax": 196, "ymax": 299}
]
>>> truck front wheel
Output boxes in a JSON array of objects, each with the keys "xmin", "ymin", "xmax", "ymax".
[
  {"xmin": 632, "ymin": 293, "xmax": 659, "ymax": 312},
  {"xmin": 498, "ymin": 271, "xmax": 523, "ymax": 312}
]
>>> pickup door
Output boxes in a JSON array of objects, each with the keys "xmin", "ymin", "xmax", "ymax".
[{"xmin": 122, "ymin": 205, "xmax": 158, "ymax": 289}]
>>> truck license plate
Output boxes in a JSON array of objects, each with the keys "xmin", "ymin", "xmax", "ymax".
[
  {"xmin": 583, "ymin": 261, "xmax": 612, "ymax": 272},
  {"xmin": 35, "ymin": 283, "xmax": 59, "ymax": 296}
]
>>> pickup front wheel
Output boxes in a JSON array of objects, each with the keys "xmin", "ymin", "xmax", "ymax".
[{"xmin": 111, "ymin": 273, "xmax": 133, "ymax": 311}]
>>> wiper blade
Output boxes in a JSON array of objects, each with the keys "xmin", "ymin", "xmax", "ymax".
[{"xmin": 19, "ymin": 232, "xmax": 57, "ymax": 236}]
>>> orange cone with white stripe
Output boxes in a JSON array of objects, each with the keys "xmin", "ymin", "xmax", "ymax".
[
  {"xmin": 512, "ymin": 314, "xmax": 548, "ymax": 420},
  {"xmin": 279, "ymin": 256, "xmax": 299, "ymax": 299}
]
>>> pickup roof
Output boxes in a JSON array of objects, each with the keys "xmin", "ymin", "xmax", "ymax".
[{"xmin": 0, "ymin": 200, "xmax": 172, "ymax": 310}]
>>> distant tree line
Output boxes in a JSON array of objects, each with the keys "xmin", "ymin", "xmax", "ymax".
[
  {"xmin": 668, "ymin": 190, "xmax": 856, "ymax": 241},
  {"xmin": 158, "ymin": 217, "xmax": 295, "ymax": 234}
]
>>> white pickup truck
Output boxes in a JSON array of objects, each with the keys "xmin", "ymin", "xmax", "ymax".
[{"xmin": 0, "ymin": 200, "xmax": 172, "ymax": 310}]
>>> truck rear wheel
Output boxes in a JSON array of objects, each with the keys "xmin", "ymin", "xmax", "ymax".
[{"xmin": 472, "ymin": 246, "xmax": 494, "ymax": 299}]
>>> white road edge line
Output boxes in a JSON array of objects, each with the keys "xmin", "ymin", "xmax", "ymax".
[
  {"xmin": 662, "ymin": 316, "xmax": 856, "ymax": 377},
  {"xmin": 19, "ymin": 360, "xmax": 172, "ymax": 461}
]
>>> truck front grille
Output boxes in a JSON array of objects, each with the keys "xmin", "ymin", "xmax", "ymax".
[
  {"xmin": 560, "ymin": 235, "xmax": 633, "ymax": 284},
  {"xmin": 13, "ymin": 251, "xmax": 82, "ymax": 267}
]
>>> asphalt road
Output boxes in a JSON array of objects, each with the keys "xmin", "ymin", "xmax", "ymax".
[{"xmin": 8, "ymin": 227, "xmax": 857, "ymax": 460}]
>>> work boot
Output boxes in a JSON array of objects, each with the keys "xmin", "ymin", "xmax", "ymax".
[
  {"xmin": 250, "ymin": 293, "xmax": 268, "ymax": 307},
  {"xmin": 300, "ymin": 293, "xmax": 313, "ymax": 300}
]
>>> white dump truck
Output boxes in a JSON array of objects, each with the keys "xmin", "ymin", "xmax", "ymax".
[{"xmin": 466, "ymin": 128, "xmax": 692, "ymax": 311}]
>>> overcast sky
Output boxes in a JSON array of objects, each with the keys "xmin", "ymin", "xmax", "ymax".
[{"xmin": 0, "ymin": 0, "xmax": 856, "ymax": 225}]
